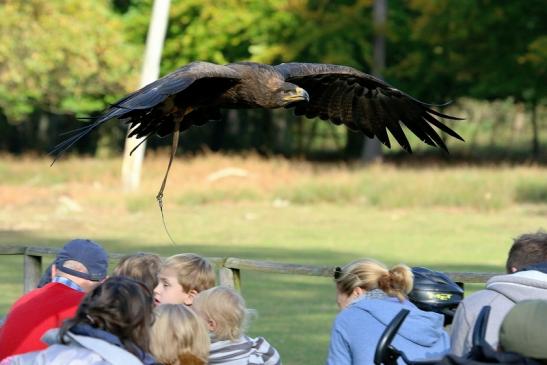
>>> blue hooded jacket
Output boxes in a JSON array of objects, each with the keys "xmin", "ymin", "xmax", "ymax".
[{"xmin": 327, "ymin": 295, "xmax": 450, "ymax": 365}]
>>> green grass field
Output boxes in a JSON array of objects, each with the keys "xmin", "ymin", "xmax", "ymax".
[{"xmin": 1, "ymin": 154, "xmax": 546, "ymax": 364}]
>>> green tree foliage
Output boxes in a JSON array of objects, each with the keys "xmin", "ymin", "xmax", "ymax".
[
  {"xmin": 120, "ymin": 1, "xmax": 376, "ymax": 74},
  {"xmin": 0, "ymin": 0, "xmax": 141, "ymax": 122},
  {"xmin": 161, "ymin": 0, "xmax": 296, "ymax": 69},
  {"xmin": 388, "ymin": 0, "xmax": 547, "ymax": 103},
  {"xmin": 0, "ymin": 0, "xmax": 544, "ymax": 157}
]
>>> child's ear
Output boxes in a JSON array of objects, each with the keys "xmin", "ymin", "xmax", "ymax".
[
  {"xmin": 184, "ymin": 289, "xmax": 199, "ymax": 305},
  {"xmin": 207, "ymin": 318, "xmax": 217, "ymax": 332}
]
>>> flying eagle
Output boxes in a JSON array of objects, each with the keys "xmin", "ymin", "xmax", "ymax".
[{"xmin": 52, "ymin": 61, "xmax": 464, "ymax": 203}]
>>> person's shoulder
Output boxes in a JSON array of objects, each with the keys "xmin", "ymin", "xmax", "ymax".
[
  {"xmin": 455, "ymin": 276, "xmax": 526, "ymax": 317},
  {"xmin": 484, "ymin": 271, "xmax": 547, "ymax": 287},
  {"xmin": 458, "ymin": 287, "xmax": 502, "ymax": 310},
  {"xmin": 504, "ymin": 270, "xmax": 547, "ymax": 285},
  {"xmin": 252, "ymin": 335, "xmax": 275, "ymax": 348},
  {"xmin": 5, "ymin": 283, "xmax": 83, "ymax": 321},
  {"xmin": 249, "ymin": 336, "xmax": 281, "ymax": 364},
  {"xmin": 463, "ymin": 287, "xmax": 499, "ymax": 301},
  {"xmin": 34, "ymin": 283, "xmax": 85, "ymax": 305},
  {"xmin": 66, "ymin": 332, "xmax": 145, "ymax": 365},
  {"xmin": 2, "ymin": 344, "xmax": 103, "ymax": 365},
  {"xmin": 245, "ymin": 335, "xmax": 279, "ymax": 352},
  {"xmin": 334, "ymin": 300, "xmax": 378, "ymax": 328},
  {"xmin": 348, "ymin": 296, "xmax": 408, "ymax": 315},
  {"xmin": 2, "ymin": 285, "xmax": 51, "ymax": 315},
  {"xmin": 19, "ymin": 282, "xmax": 81, "ymax": 298}
]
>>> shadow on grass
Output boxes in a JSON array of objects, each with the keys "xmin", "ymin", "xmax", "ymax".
[{"xmin": 0, "ymin": 228, "xmax": 504, "ymax": 279}]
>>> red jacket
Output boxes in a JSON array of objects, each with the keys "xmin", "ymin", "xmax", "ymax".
[{"xmin": 0, "ymin": 282, "xmax": 85, "ymax": 359}]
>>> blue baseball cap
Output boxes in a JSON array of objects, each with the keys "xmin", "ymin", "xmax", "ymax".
[{"xmin": 55, "ymin": 239, "xmax": 108, "ymax": 281}]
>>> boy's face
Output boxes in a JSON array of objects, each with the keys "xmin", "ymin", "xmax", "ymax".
[{"xmin": 154, "ymin": 268, "xmax": 196, "ymax": 306}]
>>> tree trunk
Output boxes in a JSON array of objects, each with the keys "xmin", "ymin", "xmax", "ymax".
[
  {"xmin": 360, "ymin": 0, "xmax": 386, "ymax": 163},
  {"xmin": 346, "ymin": 131, "xmax": 365, "ymax": 158},
  {"xmin": 121, "ymin": 0, "xmax": 171, "ymax": 192},
  {"xmin": 530, "ymin": 101, "xmax": 539, "ymax": 159}
]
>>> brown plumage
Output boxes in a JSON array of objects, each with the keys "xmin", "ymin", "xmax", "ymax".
[{"xmin": 52, "ymin": 61, "xmax": 464, "ymax": 158}]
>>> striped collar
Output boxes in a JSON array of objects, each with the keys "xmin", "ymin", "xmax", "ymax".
[{"xmin": 52, "ymin": 276, "xmax": 84, "ymax": 292}]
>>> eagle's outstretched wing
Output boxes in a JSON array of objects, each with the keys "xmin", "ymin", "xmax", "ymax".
[
  {"xmin": 275, "ymin": 62, "xmax": 463, "ymax": 153},
  {"xmin": 51, "ymin": 62, "xmax": 242, "ymax": 160}
]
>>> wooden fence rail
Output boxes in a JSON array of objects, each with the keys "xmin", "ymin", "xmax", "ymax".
[{"xmin": 0, "ymin": 245, "xmax": 500, "ymax": 294}]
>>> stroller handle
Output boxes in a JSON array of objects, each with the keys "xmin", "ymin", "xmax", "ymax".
[{"xmin": 374, "ymin": 309, "xmax": 410, "ymax": 365}]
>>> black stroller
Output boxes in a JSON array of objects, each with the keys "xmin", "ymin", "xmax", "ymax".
[{"xmin": 374, "ymin": 306, "xmax": 542, "ymax": 365}]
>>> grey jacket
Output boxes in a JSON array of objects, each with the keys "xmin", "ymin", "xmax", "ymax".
[
  {"xmin": 449, "ymin": 270, "xmax": 547, "ymax": 356},
  {"xmin": 1, "ymin": 329, "xmax": 144, "ymax": 365}
]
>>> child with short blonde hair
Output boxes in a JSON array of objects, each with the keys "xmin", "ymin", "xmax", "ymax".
[
  {"xmin": 193, "ymin": 286, "xmax": 281, "ymax": 365},
  {"xmin": 154, "ymin": 253, "xmax": 215, "ymax": 306},
  {"xmin": 150, "ymin": 304, "xmax": 210, "ymax": 365},
  {"xmin": 113, "ymin": 252, "xmax": 163, "ymax": 292}
]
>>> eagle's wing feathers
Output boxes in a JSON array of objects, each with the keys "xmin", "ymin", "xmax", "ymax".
[
  {"xmin": 51, "ymin": 62, "xmax": 241, "ymax": 160},
  {"xmin": 275, "ymin": 62, "xmax": 463, "ymax": 153}
]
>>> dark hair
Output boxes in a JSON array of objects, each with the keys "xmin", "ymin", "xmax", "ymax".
[
  {"xmin": 113, "ymin": 253, "xmax": 163, "ymax": 292},
  {"xmin": 60, "ymin": 276, "xmax": 154, "ymax": 357},
  {"xmin": 506, "ymin": 231, "xmax": 547, "ymax": 273}
]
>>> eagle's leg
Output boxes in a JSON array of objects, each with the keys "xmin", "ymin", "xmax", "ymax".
[{"xmin": 156, "ymin": 117, "xmax": 182, "ymax": 208}]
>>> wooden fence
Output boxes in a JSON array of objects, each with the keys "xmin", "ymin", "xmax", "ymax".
[{"xmin": 0, "ymin": 245, "xmax": 501, "ymax": 294}]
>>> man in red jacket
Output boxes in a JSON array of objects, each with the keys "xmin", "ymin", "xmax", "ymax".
[{"xmin": 0, "ymin": 239, "xmax": 108, "ymax": 359}]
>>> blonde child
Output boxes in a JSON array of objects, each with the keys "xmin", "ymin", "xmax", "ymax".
[
  {"xmin": 113, "ymin": 252, "xmax": 163, "ymax": 292},
  {"xmin": 150, "ymin": 304, "xmax": 210, "ymax": 365},
  {"xmin": 154, "ymin": 253, "xmax": 215, "ymax": 306},
  {"xmin": 193, "ymin": 286, "xmax": 281, "ymax": 365}
]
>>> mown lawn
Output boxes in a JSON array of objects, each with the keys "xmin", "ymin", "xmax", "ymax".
[{"xmin": 0, "ymin": 154, "xmax": 546, "ymax": 365}]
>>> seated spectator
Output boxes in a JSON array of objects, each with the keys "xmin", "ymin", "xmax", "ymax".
[
  {"xmin": 113, "ymin": 253, "xmax": 163, "ymax": 292},
  {"xmin": 326, "ymin": 258, "xmax": 449, "ymax": 365},
  {"xmin": 450, "ymin": 231, "xmax": 547, "ymax": 355},
  {"xmin": 1, "ymin": 276, "xmax": 156, "ymax": 365},
  {"xmin": 499, "ymin": 300, "xmax": 547, "ymax": 364},
  {"xmin": 193, "ymin": 286, "xmax": 281, "ymax": 365},
  {"xmin": 150, "ymin": 304, "xmax": 210, "ymax": 365},
  {"xmin": 0, "ymin": 239, "xmax": 108, "ymax": 359},
  {"xmin": 154, "ymin": 253, "xmax": 215, "ymax": 306}
]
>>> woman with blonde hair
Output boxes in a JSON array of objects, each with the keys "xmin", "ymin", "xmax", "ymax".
[
  {"xmin": 150, "ymin": 304, "xmax": 210, "ymax": 365},
  {"xmin": 327, "ymin": 258, "xmax": 449, "ymax": 365}
]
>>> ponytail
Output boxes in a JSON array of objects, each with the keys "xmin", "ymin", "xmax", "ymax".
[
  {"xmin": 335, "ymin": 259, "xmax": 413, "ymax": 302},
  {"xmin": 377, "ymin": 265, "xmax": 413, "ymax": 301}
]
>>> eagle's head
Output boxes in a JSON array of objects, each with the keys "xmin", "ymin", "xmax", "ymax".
[
  {"xmin": 223, "ymin": 63, "xmax": 310, "ymax": 109},
  {"xmin": 278, "ymin": 82, "xmax": 310, "ymax": 107}
]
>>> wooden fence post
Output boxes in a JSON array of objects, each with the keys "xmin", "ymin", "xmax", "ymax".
[
  {"xmin": 23, "ymin": 253, "xmax": 42, "ymax": 293},
  {"xmin": 219, "ymin": 267, "xmax": 241, "ymax": 291}
]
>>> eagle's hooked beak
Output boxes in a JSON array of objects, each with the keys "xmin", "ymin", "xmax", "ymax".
[{"xmin": 283, "ymin": 87, "xmax": 310, "ymax": 103}]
